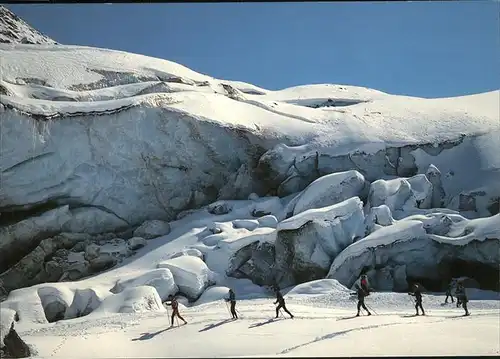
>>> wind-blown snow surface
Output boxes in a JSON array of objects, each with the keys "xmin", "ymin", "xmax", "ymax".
[{"xmin": 11, "ymin": 286, "xmax": 500, "ymax": 358}]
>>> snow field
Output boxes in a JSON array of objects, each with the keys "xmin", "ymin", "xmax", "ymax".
[{"xmin": 18, "ymin": 294, "xmax": 500, "ymax": 358}]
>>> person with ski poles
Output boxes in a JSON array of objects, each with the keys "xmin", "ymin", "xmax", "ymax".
[
  {"xmin": 355, "ymin": 274, "xmax": 372, "ymax": 316},
  {"xmin": 274, "ymin": 286, "xmax": 294, "ymax": 319},
  {"xmin": 225, "ymin": 288, "xmax": 238, "ymax": 319},
  {"xmin": 445, "ymin": 280, "xmax": 454, "ymax": 304},
  {"xmin": 408, "ymin": 283, "xmax": 425, "ymax": 315},
  {"xmin": 455, "ymin": 281, "xmax": 470, "ymax": 316},
  {"xmin": 166, "ymin": 294, "xmax": 187, "ymax": 327}
]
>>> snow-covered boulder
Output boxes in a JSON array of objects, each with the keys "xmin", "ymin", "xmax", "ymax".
[
  {"xmin": 127, "ymin": 237, "xmax": 147, "ymax": 250},
  {"xmin": 365, "ymin": 205, "xmax": 395, "ymax": 234},
  {"xmin": 425, "ymin": 164, "xmax": 446, "ymax": 208},
  {"xmin": 64, "ymin": 288, "xmax": 107, "ymax": 319},
  {"xmin": 111, "ymin": 268, "xmax": 178, "ymax": 301},
  {"xmin": 37, "ymin": 286, "xmax": 74, "ymax": 323},
  {"xmin": 168, "ymin": 248, "xmax": 204, "ymax": 261},
  {"xmin": 0, "ymin": 206, "xmax": 72, "ymax": 274},
  {"xmin": 327, "ymin": 214, "xmax": 500, "ymax": 291},
  {"xmin": 286, "ymin": 279, "xmax": 350, "ymax": 297},
  {"xmin": 257, "ymin": 215, "xmax": 278, "ymax": 228},
  {"xmin": 407, "ymin": 174, "xmax": 433, "ymax": 209},
  {"xmin": 194, "ymin": 285, "xmax": 231, "ymax": 305},
  {"xmin": 291, "ymin": 170, "xmax": 368, "ymax": 215},
  {"xmin": 232, "ymin": 219, "xmax": 260, "ymax": 231},
  {"xmin": 133, "ymin": 220, "xmax": 171, "ymax": 239},
  {"xmin": 157, "ymin": 256, "xmax": 215, "ymax": 301},
  {"xmin": 273, "ymin": 197, "xmax": 366, "ymax": 288},
  {"xmin": 91, "ymin": 286, "xmax": 165, "ymax": 315},
  {"xmin": 367, "ymin": 174, "xmax": 433, "ymax": 218}
]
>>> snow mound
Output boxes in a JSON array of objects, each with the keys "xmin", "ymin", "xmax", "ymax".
[
  {"xmin": 367, "ymin": 174, "xmax": 434, "ymax": 218},
  {"xmin": 232, "ymin": 219, "xmax": 260, "ymax": 231},
  {"xmin": 64, "ymin": 288, "xmax": 107, "ymax": 320},
  {"xmin": 37, "ymin": 286, "xmax": 74, "ymax": 323},
  {"xmin": 257, "ymin": 215, "xmax": 279, "ymax": 228},
  {"xmin": 157, "ymin": 256, "xmax": 214, "ymax": 301},
  {"xmin": 291, "ymin": 170, "xmax": 368, "ymax": 215},
  {"xmin": 194, "ymin": 286, "xmax": 231, "ymax": 306},
  {"xmin": 91, "ymin": 286, "xmax": 165, "ymax": 315},
  {"xmin": 286, "ymin": 279, "xmax": 350, "ymax": 296},
  {"xmin": 167, "ymin": 248, "xmax": 204, "ymax": 261},
  {"xmin": 278, "ymin": 196, "xmax": 364, "ymax": 231},
  {"xmin": 111, "ymin": 268, "xmax": 178, "ymax": 302}
]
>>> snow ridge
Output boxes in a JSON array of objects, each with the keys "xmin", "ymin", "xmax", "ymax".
[{"xmin": 0, "ymin": 6, "xmax": 57, "ymax": 45}]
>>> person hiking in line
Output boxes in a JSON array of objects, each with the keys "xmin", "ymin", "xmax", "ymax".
[
  {"xmin": 225, "ymin": 288, "xmax": 238, "ymax": 320},
  {"xmin": 455, "ymin": 281, "xmax": 470, "ymax": 316},
  {"xmin": 355, "ymin": 274, "xmax": 372, "ymax": 317},
  {"xmin": 445, "ymin": 280, "xmax": 455, "ymax": 304},
  {"xmin": 408, "ymin": 283, "xmax": 425, "ymax": 316},
  {"xmin": 274, "ymin": 287, "xmax": 294, "ymax": 319},
  {"xmin": 166, "ymin": 294, "xmax": 187, "ymax": 327}
]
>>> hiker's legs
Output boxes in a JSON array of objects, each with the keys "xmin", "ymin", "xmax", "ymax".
[
  {"xmin": 275, "ymin": 303, "xmax": 283, "ymax": 318},
  {"xmin": 282, "ymin": 304, "xmax": 294, "ymax": 318},
  {"xmin": 230, "ymin": 301, "xmax": 237, "ymax": 318}
]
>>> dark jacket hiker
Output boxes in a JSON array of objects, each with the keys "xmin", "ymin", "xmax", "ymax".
[
  {"xmin": 226, "ymin": 289, "xmax": 238, "ymax": 319},
  {"xmin": 274, "ymin": 288, "xmax": 294, "ymax": 319},
  {"xmin": 455, "ymin": 282, "xmax": 470, "ymax": 316},
  {"xmin": 445, "ymin": 281, "xmax": 454, "ymax": 303},
  {"xmin": 409, "ymin": 284, "xmax": 425, "ymax": 315}
]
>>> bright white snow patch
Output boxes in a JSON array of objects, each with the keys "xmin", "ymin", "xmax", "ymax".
[
  {"xmin": 111, "ymin": 268, "xmax": 178, "ymax": 302},
  {"xmin": 91, "ymin": 286, "xmax": 165, "ymax": 316},
  {"xmin": 157, "ymin": 256, "xmax": 214, "ymax": 300}
]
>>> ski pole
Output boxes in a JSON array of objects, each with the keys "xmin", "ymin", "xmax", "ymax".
[
  {"xmin": 225, "ymin": 300, "xmax": 232, "ymax": 318},
  {"xmin": 365, "ymin": 303, "xmax": 378, "ymax": 315}
]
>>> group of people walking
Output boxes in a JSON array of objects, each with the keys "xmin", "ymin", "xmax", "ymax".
[
  {"xmin": 354, "ymin": 274, "xmax": 470, "ymax": 317},
  {"xmin": 164, "ymin": 275, "xmax": 471, "ymax": 327}
]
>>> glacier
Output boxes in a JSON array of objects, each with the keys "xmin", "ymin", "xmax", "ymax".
[{"xmin": 0, "ymin": 5, "xmax": 498, "ymax": 337}]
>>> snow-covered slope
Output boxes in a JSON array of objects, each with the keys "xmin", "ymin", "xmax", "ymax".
[{"xmin": 0, "ymin": 6, "xmax": 57, "ymax": 45}]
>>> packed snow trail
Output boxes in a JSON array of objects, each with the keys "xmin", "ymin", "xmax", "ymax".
[{"xmin": 19, "ymin": 297, "xmax": 500, "ymax": 358}]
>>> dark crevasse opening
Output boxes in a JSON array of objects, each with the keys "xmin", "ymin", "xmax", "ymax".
[
  {"xmin": 0, "ymin": 200, "xmax": 61, "ymax": 227},
  {"xmin": 408, "ymin": 259, "xmax": 500, "ymax": 292},
  {"xmin": 446, "ymin": 259, "xmax": 500, "ymax": 291}
]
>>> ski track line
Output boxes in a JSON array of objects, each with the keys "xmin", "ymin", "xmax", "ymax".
[{"xmin": 277, "ymin": 319, "xmax": 446, "ymax": 355}]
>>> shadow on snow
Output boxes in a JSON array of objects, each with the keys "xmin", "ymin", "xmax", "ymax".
[{"xmin": 199, "ymin": 318, "xmax": 234, "ymax": 332}]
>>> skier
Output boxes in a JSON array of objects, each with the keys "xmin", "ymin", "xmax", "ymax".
[
  {"xmin": 226, "ymin": 288, "xmax": 238, "ymax": 319},
  {"xmin": 274, "ymin": 287, "xmax": 294, "ymax": 319},
  {"xmin": 408, "ymin": 283, "xmax": 425, "ymax": 316},
  {"xmin": 445, "ymin": 280, "xmax": 454, "ymax": 303},
  {"xmin": 355, "ymin": 274, "xmax": 371, "ymax": 316},
  {"xmin": 455, "ymin": 281, "xmax": 470, "ymax": 316},
  {"xmin": 166, "ymin": 294, "xmax": 187, "ymax": 327}
]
